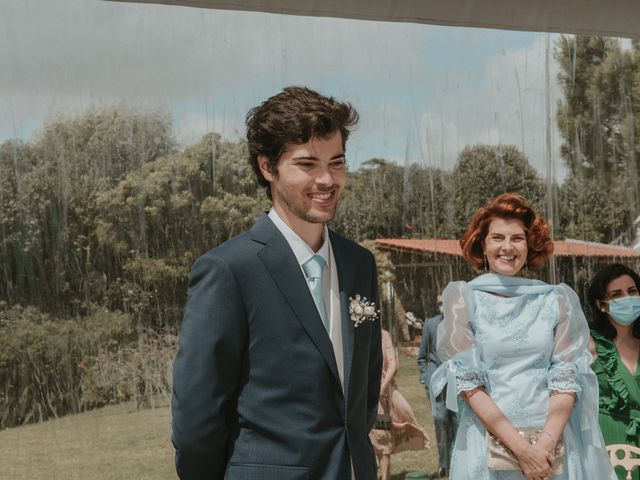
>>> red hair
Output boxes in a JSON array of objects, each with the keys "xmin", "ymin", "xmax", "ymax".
[{"xmin": 460, "ymin": 193, "xmax": 553, "ymax": 270}]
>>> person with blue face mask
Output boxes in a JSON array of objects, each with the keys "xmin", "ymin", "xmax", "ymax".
[{"xmin": 587, "ymin": 263, "xmax": 640, "ymax": 480}]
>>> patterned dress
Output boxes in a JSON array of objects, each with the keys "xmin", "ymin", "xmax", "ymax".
[
  {"xmin": 591, "ymin": 330, "xmax": 640, "ymax": 480},
  {"xmin": 370, "ymin": 330, "xmax": 431, "ymax": 455},
  {"xmin": 430, "ymin": 273, "xmax": 615, "ymax": 480}
]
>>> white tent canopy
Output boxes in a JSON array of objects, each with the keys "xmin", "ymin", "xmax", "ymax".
[{"xmin": 111, "ymin": 0, "xmax": 640, "ymax": 38}]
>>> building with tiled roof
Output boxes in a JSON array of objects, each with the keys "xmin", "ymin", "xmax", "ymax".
[
  {"xmin": 375, "ymin": 238, "xmax": 640, "ymax": 258},
  {"xmin": 373, "ymin": 237, "xmax": 640, "ymax": 324}
]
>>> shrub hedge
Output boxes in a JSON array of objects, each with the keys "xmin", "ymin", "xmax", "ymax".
[{"xmin": 0, "ymin": 305, "xmax": 176, "ymax": 428}]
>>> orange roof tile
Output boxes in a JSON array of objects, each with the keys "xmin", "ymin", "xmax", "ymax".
[{"xmin": 374, "ymin": 238, "xmax": 640, "ymax": 257}]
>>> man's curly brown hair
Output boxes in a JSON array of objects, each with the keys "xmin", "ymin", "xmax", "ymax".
[{"xmin": 245, "ymin": 86, "xmax": 359, "ymax": 199}]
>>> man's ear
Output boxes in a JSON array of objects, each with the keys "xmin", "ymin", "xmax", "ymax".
[{"xmin": 257, "ymin": 155, "xmax": 274, "ymax": 183}]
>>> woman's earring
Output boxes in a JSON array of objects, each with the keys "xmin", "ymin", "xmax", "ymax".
[
  {"xmin": 597, "ymin": 299, "xmax": 607, "ymax": 314},
  {"xmin": 483, "ymin": 254, "xmax": 488, "ymax": 271}
]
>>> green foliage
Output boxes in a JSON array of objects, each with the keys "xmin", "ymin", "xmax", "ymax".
[
  {"xmin": 333, "ymin": 159, "xmax": 452, "ymax": 241},
  {"xmin": 108, "ymin": 259, "xmax": 187, "ymax": 328},
  {"xmin": 555, "ymin": 36, "xmax": 635, "ymax": 178},
  {"xmin": 32, "ymin": 105, "xmax": 175, "ymax": 183},
  {"xmin": 96, "ymin": 152, "xmax": 207, "ymax": 258},
  {"xmin": 333, "ymin": 159, "xmax": 405, "ymax": 239},
  {"xmin": 0, "ymin": 103, "xmax": 555, "ymax": 333},
  {"xmin": 359, "ymin": 240, "xmax": 396, "ymax": 285},
  {"xmin": 200, "ymin": 193, "xmax": 268, "ymax": 244},
  {"xmin": 402, "ymin": 163, "xmax": 454, "ymax": 238},
  {"xmin": 94, "ymin": 132, "xmax": 267, "ymax": 328},
  {"xmin": 189, "ymin": 133, "xmax": 260, "ymax": 196},
  {"xmin": 0, "ymin": 305, "xmax": 134, "ymax": 428},
  {"xmin": 555, "ymin": 36, "xmax": 640, "ymax": 242},
  {"xmin": 0, "ymin": 140, "xmax": 37, "ymax": 306},
  {"xmin": 0, "ymin": 106, "xmax": 176, "ymax": 315},
  {"xmin": 451, "ymin": 144, "xmax": 546, "ymax": 236},
  {"xmin": 0, "ymin": 106, "xmax": 268, "ymax": 327},
  {"xmin": 80, "ymin": 330, "xmax": 177, "ymax": 410},
  {"xmin": 558, "ymin": 175, "xmax": 636, "ymax": 243}
]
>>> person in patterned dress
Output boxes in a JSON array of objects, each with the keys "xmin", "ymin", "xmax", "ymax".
[
  {"xmin": 429, "ymin": 193, "xmax": 615, "ymax": 480},
  {"xmin": 587, "ymin": 264, "xmax": 640, "ymax": 480}
]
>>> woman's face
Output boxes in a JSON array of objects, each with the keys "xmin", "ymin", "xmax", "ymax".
[
  {"xmin": 598, "ymin": 274, "xmax": 640, "ymax": 325},
  {"xmin": 604, "ymin": 275, "xmax": 639, "ymax": 300},
  {"xmin": 483, "ymin": 217, "xmax": 528, "ymax": 276}
]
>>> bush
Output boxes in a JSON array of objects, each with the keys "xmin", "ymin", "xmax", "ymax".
[
  {"xmin": 80, "ymin": 330, "xmax": 177, "ymax": 410},
  {"xmin": 0, "ymin": 305, "xmax": 134, "ymax": 428}
]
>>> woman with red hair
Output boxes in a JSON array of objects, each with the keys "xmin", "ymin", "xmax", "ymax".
[{"xmin": 429, "ymin": 193, "xmax": 615, "ymax": 480}]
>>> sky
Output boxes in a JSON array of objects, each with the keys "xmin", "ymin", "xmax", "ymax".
[{"xmin": 1, "ymin": 0, "xmax": 573, "ymax": 179}]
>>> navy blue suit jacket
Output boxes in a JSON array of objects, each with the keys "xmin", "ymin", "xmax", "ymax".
[{"xmin": 171, "ymin": 214, "xmax": 382, "ymax": 479}]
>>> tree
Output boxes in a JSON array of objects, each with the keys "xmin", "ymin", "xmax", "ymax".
[
  {"xmin": 333, "ymin": 159, "xmax": 405, "ymax": 240},
  {"xmin": 451, "ymin": 144, "xmax": 546, "ymax": 236},
  {"xmin": 558, "ymin": 175, "xmax": 635, "ymax": 243},
  {"xmin": 555, "ymin": 36, "xmax": 639, "ymax": 242},
  {"xmin": 96, "ymin": 132, "xmax": 267, "ymax": 329},
  {"xmin": 0, "ymin": 140, "xmax": 36, "ymax": 305},
  {"xmin": 401, "ymin": 163, "xmax": 453, "ymax": 238},
  {"xmin": 0, "ymin": 106, "xmax": 176, "ymax": 315}
]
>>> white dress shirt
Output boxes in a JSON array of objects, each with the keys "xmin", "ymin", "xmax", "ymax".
[{"xmin": 268, "ymin": 208, "xmax": 345, "ymax": 387}]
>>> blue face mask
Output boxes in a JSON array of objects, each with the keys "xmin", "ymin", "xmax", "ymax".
[{"xmin": 605, "ymin": 296, "xmax": 640, "ymax": 326}]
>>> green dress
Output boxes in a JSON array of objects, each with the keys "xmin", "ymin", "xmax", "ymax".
[{"xmin": 591, "ymin": 330, "xmax": 640, "ymax": 480}]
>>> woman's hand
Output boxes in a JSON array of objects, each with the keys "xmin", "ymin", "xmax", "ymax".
[
  {"xmin": 513, "ymin": 439, "xmax": 554, "ymax": 480},
  {"xmin": 529, "ymin": 434, "xmax": 558, "ymax": 479}
]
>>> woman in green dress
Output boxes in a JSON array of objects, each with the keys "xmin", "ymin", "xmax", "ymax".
[{"xmin": 587, "ymin": 263, "xmax": 640, "ymax": 480}]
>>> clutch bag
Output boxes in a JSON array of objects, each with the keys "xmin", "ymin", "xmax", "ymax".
[{"xmin": 486, "ymin": 428, "xmax": 564, "ymax": 474}]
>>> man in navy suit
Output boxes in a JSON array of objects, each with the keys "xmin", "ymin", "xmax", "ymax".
[{"xmin": 171, "ymin": 86, "xmax": 383, "ymax": 480}]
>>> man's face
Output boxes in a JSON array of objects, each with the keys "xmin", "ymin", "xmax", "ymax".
[{"xmin": 259, "ymin": 131, "xmax": 347, "ymax": 225}]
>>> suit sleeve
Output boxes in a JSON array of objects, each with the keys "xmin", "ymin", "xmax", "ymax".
[
  {"xmin": 417, "ymin": 321, "xmax": 429, "ymax": 384},
  {"xmin": 366, "ymin": 251, "xmax": 383, "ymax": 432},
  {"xmin": 171, "ymin": 253, "xmax": 247, "ymax": 480}
]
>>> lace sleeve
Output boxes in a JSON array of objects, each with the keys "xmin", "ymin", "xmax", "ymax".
[
  {"xmin": 433, "ymin": 281, "xmax": 486, "ymax": 398},
  {"xmin": 550, "ymin": 284, "xmax": 617, "ymax": 479},
  {"xmin": 547, "ymin": 284, "xmax": 590, "ymax": 395}
]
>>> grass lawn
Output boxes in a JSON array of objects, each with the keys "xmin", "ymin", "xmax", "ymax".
[
  {"xmin": 0, "ymin": 350, "xmax": 443, "ymax": 479},
  {"xmin": 389, "ymin": 350, "xmax": 442, "ymax": 479}
]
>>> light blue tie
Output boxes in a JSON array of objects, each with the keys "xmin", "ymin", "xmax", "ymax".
[{"xmin": 303, "ymin": 255, "xmax": 329, "ymax": 333}]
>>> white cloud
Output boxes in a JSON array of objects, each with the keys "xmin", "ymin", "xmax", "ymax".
[
  {"xmin": 0, "ymin": 1, "xmax": 446, "ymax": 142},
  {"xmin": 174, "ymin": 111, "xmax": 243, "ymax": 146},
  {"xmin": 0, "ymin": 1, "xmax": 583, "ymax": 184},
  {"xmin": 417, "ymin": 34, "xmax": 565, "ymax": 179}
]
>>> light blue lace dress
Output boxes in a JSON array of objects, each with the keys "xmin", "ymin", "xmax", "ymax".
[{"xmin": 430, "ymin": 273, "xmax": 615, "ymax": 480}]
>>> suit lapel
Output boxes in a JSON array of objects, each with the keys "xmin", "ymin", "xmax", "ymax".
[
  {"xmin": 252, "ymin": 215, "xmax": 342, "ymax": 390},
  {"xmin": 330, "ymin": 232, "xmax": 354, "ymax": 400}
]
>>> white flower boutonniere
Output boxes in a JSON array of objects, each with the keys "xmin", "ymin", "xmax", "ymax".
[{"xmin": 349, "ymin": 294, "xmax": 378, "ymax": 327}]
